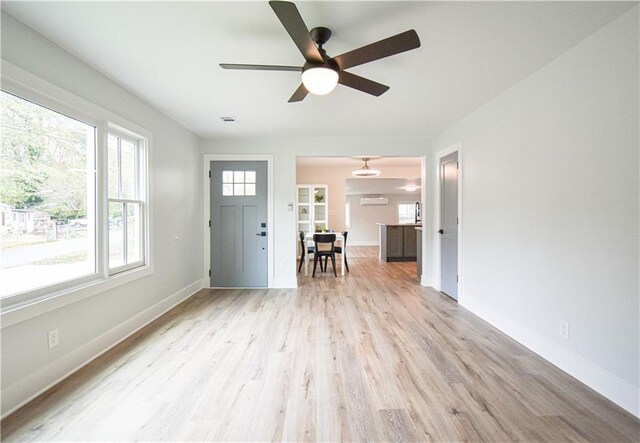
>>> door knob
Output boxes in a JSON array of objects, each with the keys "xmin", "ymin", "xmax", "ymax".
[
  {"xmin": 256, "ymin": 232, "xmax": 267, "ymax": 237},
  {"xmin": 437, "ymin": 229, "xmax": 444, "ymax": 234}
]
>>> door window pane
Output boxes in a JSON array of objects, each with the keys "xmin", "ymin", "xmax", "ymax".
[
  {"xmin": 222, "ymin": 170, "xmax": 257, "ymax": 196},
  {"xmin": 0, "ymin": 91, "xmax": 96, "ymax": 297},
  {"xmin": 233, "ymin": 184, "xmax": 245, "ymax": 196}
]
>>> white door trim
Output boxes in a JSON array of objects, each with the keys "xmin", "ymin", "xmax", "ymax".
[
  {"xmin": 433, "ymin": 143, "xmax": 463, "ymax": 302},
  {"xmin": 202, "ymin": 154, "xmax": 274, "ymax": 288}
]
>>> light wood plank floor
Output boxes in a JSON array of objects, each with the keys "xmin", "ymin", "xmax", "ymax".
[{"xmin": 2, "ymin": 249, "xmax": 639, "ymax": 441}]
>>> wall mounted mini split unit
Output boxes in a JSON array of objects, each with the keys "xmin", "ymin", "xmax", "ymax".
[{"xmin": 360, "ymin": 197, "xmax": 389, "ymax": 205}]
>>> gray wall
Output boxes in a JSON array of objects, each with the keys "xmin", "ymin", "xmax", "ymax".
[
  {"xmin": 0, "ymin": 12, "xmax": 202, "ymax": 415},
  {"xmin": 431, "ymin": 6, "xmax": 639, "ymax": 414}
]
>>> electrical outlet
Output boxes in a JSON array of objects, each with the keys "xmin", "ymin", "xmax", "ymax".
[
  {"xmin": 560, "ymin": 320, "xmax": 570, "ymax": 339},
  {"xmin": 48, "ymin": 328, "xmax": 59, "ymax": 349}
]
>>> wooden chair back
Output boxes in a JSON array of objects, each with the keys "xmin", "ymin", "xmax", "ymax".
[{"xmin": 313, "ymin": 233, "xmax": 335, "ymax": 253}]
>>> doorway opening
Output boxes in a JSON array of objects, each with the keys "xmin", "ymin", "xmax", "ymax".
[{"xmin": 295, "ymin": 156, "xmax": 425, "ymax": 280}]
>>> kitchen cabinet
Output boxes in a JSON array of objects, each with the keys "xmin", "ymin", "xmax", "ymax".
[{"xmin": 378, "ymin": 223, "xmax": 420, "ymax": 262}]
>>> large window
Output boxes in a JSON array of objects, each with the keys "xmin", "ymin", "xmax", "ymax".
[
  {"xmin": 0, "ymin": 91, "xmax": 96, "ymax": 298},
  {"xmin": 108, "ymin": 133, "xmax": 145, "ymax": 273},
  {"xmin": 0, "ymin": 85, "xmax": 148, "ymax": 304}
]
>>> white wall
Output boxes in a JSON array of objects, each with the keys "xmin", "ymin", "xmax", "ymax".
[
  {"xmin": 296, "ymin": 165, "xmax": 421, "ymax": 232},
  {"xmin": 432, "ymin": 7, "xmax": 639, "ymax": 416},
  {"xmin": 0, "ymin": 12, "xmax": 202, "ymax": 416},
  {"xmin": 347, "ymin": 194, "xmax": 420, "ymax": 245},
  {"xmin": 203, "ymin": 139, "xmax": 430, "ymax": 287}
]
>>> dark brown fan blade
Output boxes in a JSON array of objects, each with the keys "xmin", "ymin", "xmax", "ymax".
[
  {"xmin": 269, "ymin": 1, "xmax": 323, "ymax": 64},
  {"xmin": 288, "ymin": 83, "xmax": 309, "ymax": 102},
  {"xmin": 333, "ymin": 30, "xmax": 421, "ymax": 70},
  {"xmin": 338, "ymin": 71, "xmax": 389, "ymax": 96},
  {"xmin": 220, "ymin": 63, "xmax": 302, "ymax": 72}
]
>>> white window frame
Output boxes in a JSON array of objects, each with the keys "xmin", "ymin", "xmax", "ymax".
[
  {"xmin": 345, "ymin": 201, "xmax": 352, "ymax": 229},
  {"xmin": 0, "ymin": 61, "xmax": 153, "ymax": 328},
  {"xmin": 397, "ymin": 201, "xmax": 417, "ymax": 225},
  {"xmin": 107, "ymin": 129, "xmax": 147, "ymax": 274}
]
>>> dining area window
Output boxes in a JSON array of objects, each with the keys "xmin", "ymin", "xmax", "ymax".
[{"xmin": 398, "ymin": 202, "xmax": 417, "ymax": 224}]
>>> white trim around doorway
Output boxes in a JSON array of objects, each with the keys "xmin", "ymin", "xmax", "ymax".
[
  {"xmin": 202, "ymin": 154, "xmax": 274, "ymax": 288},
  {"xmin": 433, "ymin": 143, "xmax": 463, "ymax": 302}
]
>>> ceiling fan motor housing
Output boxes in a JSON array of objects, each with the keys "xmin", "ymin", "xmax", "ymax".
[
  {"xmin": 310, "ymin": 27, "xmax": 332, "ymax": 47},
  {"xmin": 304, "ymin": 27, "xmax": 339, "ymax": 74}
]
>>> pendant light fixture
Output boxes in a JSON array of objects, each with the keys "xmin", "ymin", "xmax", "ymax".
[{"xmin": 352, "ymin": 158, "xmax": 381, "ymax": 177}]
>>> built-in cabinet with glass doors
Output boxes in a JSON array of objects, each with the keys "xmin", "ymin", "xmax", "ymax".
[{"xmin": 296, "ymin": 185, "xmax": 328, "ymax": 234}]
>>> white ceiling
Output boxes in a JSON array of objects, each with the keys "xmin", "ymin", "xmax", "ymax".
[
  {"xmin": 296, "ymin": 156, "xmax": 421, "ymax": 168},
  {"xmin": 2, "ymin": 1, "xmax": 633, "ymax": 139}
]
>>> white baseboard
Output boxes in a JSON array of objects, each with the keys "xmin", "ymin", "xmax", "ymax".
[
  {"xmin": 420, "ymin": 275, "xmax": 431, "ymax": 287},
  {"xmin": 461, "ymin": 297, "xmax": 640, "ymax": 418},
  {"xmin": 1, "ymin": 280, "xmax": 203, "ymax": 419},
  {"xmin": 348, "ymin": 241, "xmax": 379, "ymax": 246},
  {"xmin": 270, "ymin": 277, "xmax": 297, "ymax": 289},
  {"xmin": 200, "ymin": 278, "xmax": 297, "ymax": 290}
]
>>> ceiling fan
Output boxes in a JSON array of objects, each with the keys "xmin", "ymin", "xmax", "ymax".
[{"xmin": 220, "ymin": 1, "xmax": 421, "ymax": 103}]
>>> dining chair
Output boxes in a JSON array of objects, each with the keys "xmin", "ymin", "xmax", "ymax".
[
  {"xmin": 313, "ymin": 233, "xmax": 336, "ymax": 277},
  {"xmin": 328, "ymin": 231, "xmax": 349, "ymax": 272},
  {"xmin": 298, "ymin": 231, "xmax": 315, "ymax": 274}
]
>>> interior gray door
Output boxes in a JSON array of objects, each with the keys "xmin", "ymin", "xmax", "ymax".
[
  {"xmin": 440, "ymin": 152, "xmax": 458, "ymax": 300},
  {"xmin": 210, "ymin": 161, "xmax": 267, "ymax": 287}
]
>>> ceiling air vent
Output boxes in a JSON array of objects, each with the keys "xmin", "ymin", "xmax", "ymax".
[{"xmin": 220, "ymin": 116, "xmax": 238, "ymax": 123}]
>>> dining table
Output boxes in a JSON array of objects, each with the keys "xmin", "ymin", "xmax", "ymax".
[{"xmin": 303, "ymin": 232, "xmax": 345, "ymax": 277}]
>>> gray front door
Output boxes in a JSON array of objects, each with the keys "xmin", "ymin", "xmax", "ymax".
[
  {"xmin": 440, "ymin": 152, "xmax": 458, "ymax": 300},
  {"xmin": 210, "ymin": 161, "xmax": 268, "ymax": 287}
]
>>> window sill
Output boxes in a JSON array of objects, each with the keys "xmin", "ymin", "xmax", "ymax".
[{"xmin": 0, "ymin": 264, "xmax": 154, "ymax": 329}]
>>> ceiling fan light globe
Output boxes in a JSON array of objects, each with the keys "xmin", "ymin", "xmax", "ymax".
[{"xmin": 301, "ymin": 67, "xmax": 339, "ymax": 95}]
